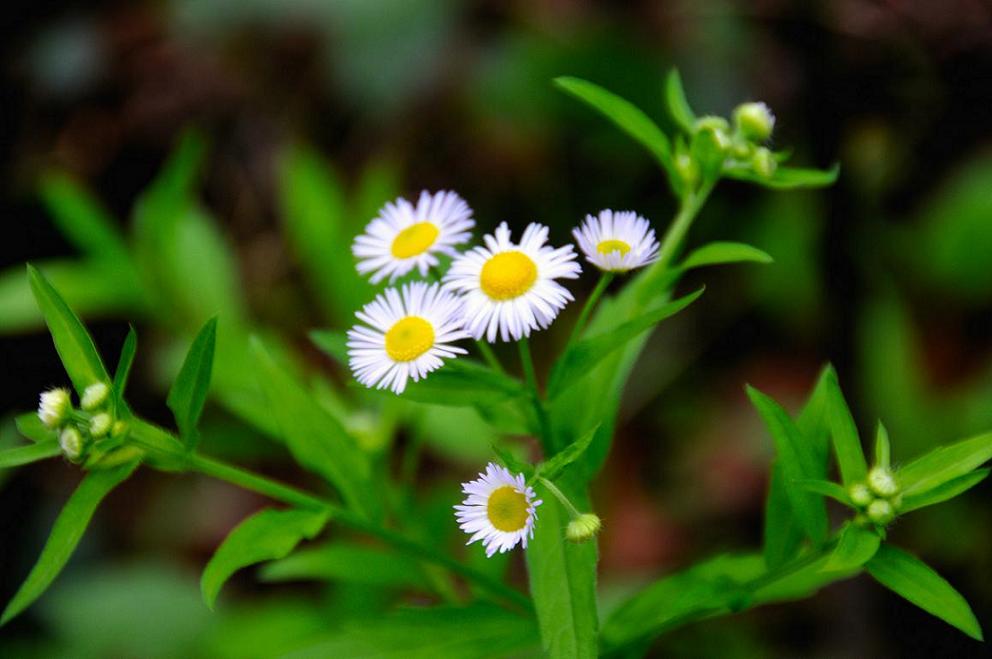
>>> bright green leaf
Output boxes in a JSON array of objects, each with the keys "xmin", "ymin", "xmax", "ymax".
[
  {"xmin": 16, "ymin": 413, "xmax": 56, "ymax": 443},
  {"xmin": 680, "ymin": 241, "xmax": 773, "ymax": 270},
  {"xmin": 823, "ymin": 369, "xmax": 868, "ymax": 485},
  {"xmin": 875, "ymin": 422, "xmax": 891, "ymax": 470},
  {"xmin": 897, "ymin": 432, "xmax": 992, "ymax": 497},
  {"xmin": 167, "ymin": 317, "xmax": 217, "ymax": 449},
  {"xmin": 201, "ymin": 507, "xmax": 328, "ymax": 609},
  {"xmin": 27, "ymin": 264, "xmax": 110, "ymax": 394},
  {"xmin": 747, "ymin": 386, "xmax": 828, "ymax": 543},
  {"xmin": 554, "ymin": 76, "xmax": 672, "ymax": 172},
  {"xmin": 1, "ymin": 461, "xmax": 139, "ymax": 625},
  {"xmin": 310, "ymin": 329, "xmax": 349, "ymax": 366},
  {"xmin": 397, "ymin": 360, "xmax": 528, "ymax": 408},
  {"xmin": 547, "ymin": 288, "xmax": 703, "ymax": 400},
  {"xmin": 900, "ymin": 469, "xmax": 989, "ymax": 513},
  {"xmin": 763, "ymin": 464, "xmax": 804, "ymax": 570},
  {"xmin": 822, "ymin": 524, "xmax": 880, "ymax": 572},
  {"xmin": 112, "ymin": 325, "xmax": 137, "ymax": 415},
  {"xmin": 724, "ymin": 164, "xmax": 840, "ymax": 189},
  {"xmin": 795, "ymin": 479, "xmax": 853, "ymax": 506},
  {"xmin": 260, "ymin": 542, "xmax": 428, "ymax": 589},
  {"xmin": 664, "ymin": 69, "xmax": 696, "ymax": 133},
  {"xmin": 536, "ymin": 424, "xmax": 599, "ymax": 481},
  {"xmin": 39, "ymin": 171, "xmax": 128, "ymax": 259},
  {"xmin": 866, "ymin": 544, "xmax": 983, "ymax": 641},
  {"xmin": 0, "ymin": 441, "xmax": 61, "ymax": 469}
]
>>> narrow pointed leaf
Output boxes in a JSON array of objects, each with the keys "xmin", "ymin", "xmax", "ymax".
[
  {"xmin": 897, "ymin": 432, "xmax": 992, "ymax": 496},
  {"xmin": 823, "ymin": 369, "xmax": 868, "ymax": 485},
  {"xmin": 39, "ymin": 171, "xmax": 128, "ymax": 259},
  {"xmin": 665, "ymin": 69, "xmax": 696, "ymax": 132},
  {"xmin": 747, "ymin": 386, "xmax": 828, "ymax": 543},
  {"xmin": 680, "ymin": 241, "xmax": 773, "ymax": 270},
  {"xmin": 796, "ymin": 479, "xmax": 853, "ymax": 506},
  {"xmin": 536, "ymin": 424, "xmax": 599, "ymax": 481},
  {"xmin": 1, "ymin": 461, "xmax": 139, "ymax": 625},
  {"xmin": 866, "ymin": 544, "xmax": 983, "ymax": 641},
  {"xmin": 900, "ymin": 469, "xmax": 989, "ymax": 513},
  {"xmin": 27, "ymin": 264, "xmax": 110, "ymax": 394},
  {"xmin": 547, "ymin": 288, "xmax": 703, "ymax": 399},
  {"xmin": 0, "ymin": 441, "xmax": 61, "ymax": 469},
  {"xmin": 822, "ymin": 524, "xmax": 880, "ymax": 572},
  {"xmin": 16, "ymin": 413, "xmax": 56, "ymax": 443},
  {"xmin": 167, "ymin": 317, "xmax": 217, "ymax": 449},
  {"xmin": 113, "ymin": 325, "xmax": 137, "ymax": 415},
  {"xmin": 259, "ymin": 541, "xmax": 427, "ymax": 589},
  {"xmin": 724, "ymin": 164, "xmax": 840, "ymax": 189},
  {"xmin": 554, "ymin": 76, "xmax": 672, "ymax": 171},
  {"xmin": 875, "ymin": 422, "xmax": 891, "ymax": 470},
  {"xmin": 201, "ymin": 507, "xmax": 328, "ymax": 609},
  {"xmin": 763, "ymin": 463, "xmax": 804, "ymax": 569}
]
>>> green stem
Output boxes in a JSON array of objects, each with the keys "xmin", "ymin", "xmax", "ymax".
[
  {"xmin": 656, "ymin": 180, "xmax": 716, "ymax": 270},
  {"xmin": 518, "ymin": 338, "xmax": 551, "ymax": 448},
  {"xmin": 189, "ymin": 453, "xmax": 329, "ymax": 511},
  {"xmin": 475, "ymin": 340, "xmax": 505, "ymax": 375},
  {"xmin": 537, "ymin": 476, "xmax": 582, "ymax": 519},
  {"xmin": 566, "ymin": 272, "xmax": 614, "ymax": 346}
]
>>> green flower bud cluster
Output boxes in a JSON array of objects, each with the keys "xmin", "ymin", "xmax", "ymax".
[
  {"xmin": 848, "ymin": 466, "xmax": 902, "ymax": 527},
  {"xmin": 37, "ymin": 382, "xmax": 131, "ymax": 467}
]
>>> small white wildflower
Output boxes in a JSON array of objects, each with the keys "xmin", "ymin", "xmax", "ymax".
[
  {"xmin": 455, "ymin": 462, "xmax": 542, "ymax": 557},
  {"xmin": 572, "ymin": 210, "xmax": 660, "ymax": 274}
]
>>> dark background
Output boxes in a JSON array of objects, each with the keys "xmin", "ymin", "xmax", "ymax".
[{"xmin": 2, "ymin": 1, "xmax": 992, "ymax": 656}]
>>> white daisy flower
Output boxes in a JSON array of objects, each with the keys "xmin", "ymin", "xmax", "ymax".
[
  {"xmin": 353, "ymin": 190, "xmax": 475, "ymax": 284},
  {"xmin": 572, "ymin": 209, "xmax": 660, "ymax": 273},
  {"xmin": 347, "ymin": 282, "xmax": 469, "ymax": 394},
  {"xmin": 444, "ymin": 222, "xmax": 581, "ymax": 343},
  {"xmin": 454, "ymin": 462, "xmax": 542, "ymax": 557}
]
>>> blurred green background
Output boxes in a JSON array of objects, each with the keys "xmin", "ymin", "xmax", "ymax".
[{"xmin": 2, "ymin": 1, "xmax": 991, "ymax": 656}]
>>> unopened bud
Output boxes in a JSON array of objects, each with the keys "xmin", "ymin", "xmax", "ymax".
[
  {"xmin": 733, "ymin": 102, "xmax": 775, "ymax": 142},
  {"xmin": 848, "ymin": 483, "xmax": 873, "ymax": 507},
  {"xmin": 674, "ymin": 153, "xmax": 699, "ymax": 188},
  {"xmin": 867, "ymin": 499, "xmax": 895, "ymax": 525},
  {"xmin": 81, "ymin": 382, "xmax": 110, "ymax": 411},
  {"xmin": 566, "ymin": 513, "xmax": 602, "ymax": 543},
  {"xmin": 111, "ymin": 420, "xmax": 129, "ymax": 439},
  {"xmin": 90, "ymin": 413, "xmax": 113, "ymax": 438},
  {"xmin": 752, "ymin": 147, "xmax": 777, "ymax": 178},
  {"xmin": 38, "ymin": 388, "xmax": 72, "ymax": 429},
  {"xmin": 867, "ymin": 467, "xmax": 899, "ymax": 498},
  {"xmin": 59, "ymin": 427, "xmax": 85, "ymax": 462}
]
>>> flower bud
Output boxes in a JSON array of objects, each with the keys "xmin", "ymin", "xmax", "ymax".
[
  {"xmin": 38, "ymin": 388, "xmax": 72, "ymax": 429},
  {"xmin": 867, "ymin": 467, "xmax": 899, "ymax": 498},
  {"xmin": 566, "ymin": 513, "xmax": 602, "ymax": 543},
  {"xmin": 81, "ymin": 382, "xmax": 110, "ymax": 411},
  {"xmin": 90, "ymin": 413, "xmax": 113, "ymax": 438},
  {"xmin": 848, "ymin": 483, "xmax": 873, "ymax": 507},
  {"xmin": 674, "ymin": 153, "xmax": 699, "ymax": 188},
  {"xmin": 112, "ymin": 420, "xmax": 129, "ymax": 439},
  {"xmin": 733, "ymin": 102, "xmax": 775, "ymax": 142},
  {"xmin": 59, "ymin": 427, "xmax": 85, "ymax": 462},
  {"xmin": 867, "ymin": 499, "xmax": 895, "ymax": 525},
  {"xmin": 752, "ymin": 147, "xmax": 777, "ymax": 178}
]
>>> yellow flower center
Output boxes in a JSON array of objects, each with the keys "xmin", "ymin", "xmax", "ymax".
[
  {"xmin": 596, "ymin": 239, "xmax": 631, "ymax": 256},
  {"xmin": 391, "ymin": 222, "xmax": 439, "ymax": 259},
  {"xmin": 487, "ymin": 485, "xmax": 530, "ymax": 532},
  {"xmin": 384, "ymin": 316, "xmax": 435, "ymax": 362},
  {"xmin": 480, "ymin": 251, "xmax": 538, "ymax": 301}
]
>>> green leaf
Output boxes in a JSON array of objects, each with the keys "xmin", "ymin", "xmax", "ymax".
[
  {"xmin": 278, "ymin": 145, "xmax": 373, "ymax": 324},
  {"xmin": 680, "ymin": 241, "xmax": 773, "ymax": 270},
  {"xmin": 0, "ymin": 441, "xmax": 61, "ymax": 469},
  {"xmin": 795, "ymin": 479, "xmax": 853, "ymax": 506},
  {"xmin": 259, "ymin": 542, "xmax": 428, "ymax": 589},
  {"xmin": 724, "ymin": 164, "xmax": 840, "ymax": 189},
  {"xmin": 1, "ymin": 461, "xmax": 139, "ymax": 625},
  {"xmin": 27, "ymin": 264, "xmax": 110, "ymax": 394},
  {"xmin": 397, "ymin": 360, "xmax": 528, "ymax": 408},
  {"xmin": 281, "ymin": 604, "xmax": 539, "ymax": 659},
  {"xmin": 536, "ymin": 424, "xmax": 599, "ymax": 481},
  {"xmin": 112, "ymin": 325, "xmax": 137, "ymax": 415},
  {"xmin": 822, "ymin": 524, "xmax": 880, "ymax": 572},
  {"xmin": 201, "ymin": 507, "xmax": 328, "ymax": 609},
  {"xmin": 900, "ymin": 469, "xmax": 989, "ymax": 513},
  {"xmin": 763, "ymin": 464, "xmax": 804, "ymax": 569},
  {"xmin": 554, "ymin": 76, "xmax": 672, "ymax": 171},
  {"xmin": 491, "ymin": 442, "xmax": 533, "ymax": 477},
  {"xmin": 546, "ymin": 288, "xmax": 703, "ymax": 400},
  {"xmin": 897, "ymin": 432, "xmax": 992, "ymax": 497},
  {"xmin": 526, "ymin": 482, "xmax": 598, "ymax": 659},
  {"xmin": 823, "ymin": 369, "xmax": 868, "ymax": 485},
  {"xmin": 16, "ymin": 413, "xmax": 56, "ymax": 443},
  {"xmin": 167, "ymin": 317, "xmax": 217, "ymax": 449},
  {"xmin": 866, "ymin": 544, "xmax": 983, "ymax": 641},
  {"xmin": 251, "ymin": 338, "xmax": 377, "ymax": 519},
  {"xmin": 310, "ymin": 329, "xmax": 349, "ymax": 366},
  {"xmin": 747, "ymin": 386, "xmax": 829, "ymax": 543},
  {"xmin": 39, "ymin": 171, "xmax": 128, "ymax": 259},
  {"xmin": 665, "ymin": 69, "xmax": 696, "ymax": 132},
  {"xmin": 874, "ymin": 422, "xmax": 891, "ymax": 470}
]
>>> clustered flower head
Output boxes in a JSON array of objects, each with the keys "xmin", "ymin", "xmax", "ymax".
[
  {"xmin": 850, "ymin": 465, "xmax": 902, "ymax": 526},
  {"xmin": 37, "ymin": 381, "xmax": 128, "ymax": 466}
]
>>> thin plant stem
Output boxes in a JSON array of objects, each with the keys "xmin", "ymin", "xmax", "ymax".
[
  {"xmin": 656, "ymin": 180, "xmax": 717, "ymax": 270},
  {"xmin": 537, "ymin": 476, "xmax": 582, "ymax": 519},
  {"xmin": 518, "ymin": 338, "xmax": 552, "ymax": 448},
  {"xmin": 475, "ymin": 340, "xmax": 505, "ymax": 374},
  {"xmin": 566, "ymin": 272, "xmax": 614, "ymax": 346}
]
